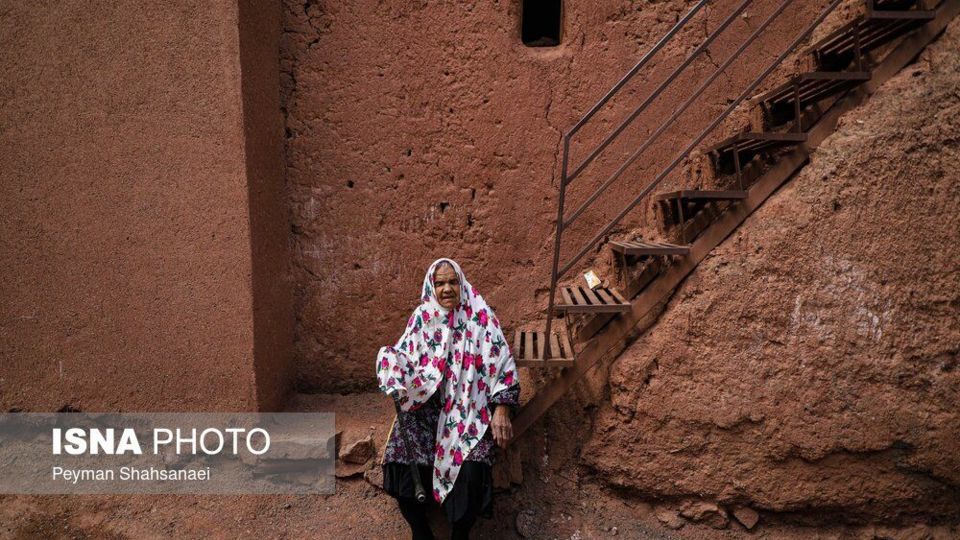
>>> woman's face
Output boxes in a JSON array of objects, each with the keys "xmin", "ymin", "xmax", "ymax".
[{"xmin": 433, "ymin": 264, "xmax": 461, "ymax": 310}]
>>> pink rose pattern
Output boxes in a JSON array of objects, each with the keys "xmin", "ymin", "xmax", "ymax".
[
  {"xmin": 383, "ymin": 381, "xmax": 518, "ymax": 464},
  {"xmin": 376, "ymin": 259, "xmax": 518, "ymax": 504}
]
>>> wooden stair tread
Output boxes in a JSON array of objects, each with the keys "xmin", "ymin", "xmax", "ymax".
[
  {"xmin": 555, "ymin": 286, "xmax": 630, "ymax": 314},
  {"xmin": 754, "ymin": 71, "xmax": 872, "ymax": 110},
  {"xmin": 705, "ymin": 132, "xmax": 808, "ymax": 157},
  {"xmin": 654, "ymin": 189, "xmax": 749, "ymax": 202},
  {"xmin": 868, "ymin": 9, "xmax": 937, "ymax": 19},
  {"xmin": 610, "ymin": 239, "xmax": 691, "ymax": 256},
  {"xmin": 513, "ymin": 330, "xmax": 575, "ymax": 367},
  {"xmin": 809, "ymin": 10, "xmax": 935, "ymax": 64}
]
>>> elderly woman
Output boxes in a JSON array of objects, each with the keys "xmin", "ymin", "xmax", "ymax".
[{"xmin": 376, "ymin": 258, "xmax": 520, "ymax": 540}]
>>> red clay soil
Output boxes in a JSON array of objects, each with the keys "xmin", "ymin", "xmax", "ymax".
[{"xmin": 2, "ymin": 391, "xmax": 957, "ymax": 539}]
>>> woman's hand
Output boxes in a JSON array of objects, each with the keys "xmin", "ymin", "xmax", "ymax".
[{"xmin": 491, "ymin": 405, "xmax": 513, "ymax": 449}]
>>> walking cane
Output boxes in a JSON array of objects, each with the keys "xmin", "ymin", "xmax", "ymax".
[{"xmin": 393, "ymin": 396, "xmax": 428, "ymax": 503}]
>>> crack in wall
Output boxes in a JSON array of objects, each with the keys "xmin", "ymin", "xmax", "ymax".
[{"xmin": 543, "ymin": 32, "xmax": 585, "ymax": 191}]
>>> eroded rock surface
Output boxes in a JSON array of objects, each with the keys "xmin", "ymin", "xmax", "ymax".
[{"xmin": 583, "ymin": 18, "xmax": 960, "ymax": 522}]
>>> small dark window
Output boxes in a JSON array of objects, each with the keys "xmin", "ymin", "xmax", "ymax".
[{"xmin": 522, "ymin": 0, "xmax": 562, "ymax": 47}]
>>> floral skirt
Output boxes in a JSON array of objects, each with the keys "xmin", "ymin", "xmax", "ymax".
[{"xmin": 382, "ymin": 460, "xmax": 493, "ymax": 524}]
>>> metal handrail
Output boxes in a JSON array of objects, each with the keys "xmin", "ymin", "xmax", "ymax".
[
  {"xmin": 542, "ymin": 0, "xmax": 712, "ymax": 356},
  {"xmin": 563, "ymin": 0, "xmax": 754, "ymax": 224},
  {"xmin": 565, "ymin": 0, "xmax": 710, "ymax": 141},
  {"xmin": 543, "ymin": 0, "xmax": 846, "ymax": 357},
  {"xmin": 566, "ymin": 0, "xmax": 751, "ymax": 186},
  {"xmin": 561, "ymin": 0, "xmax": 795, "ymax": 264}
]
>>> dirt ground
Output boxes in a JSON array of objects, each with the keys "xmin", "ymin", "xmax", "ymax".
[{"xmin": 2, "ymin": 392, "xmax": 957, "ymax": 539}]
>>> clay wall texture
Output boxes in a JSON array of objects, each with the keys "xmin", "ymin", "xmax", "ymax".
[
  {"xmin": 583, "ymin": 17, "xmax": 960, "ymax": 520},
  {"xmin": 282, "ymin": 0, "xmax": 833, "ymax": 392},
  {"xmin": 0, "ymin": 1, "xmax": 292, "ymax": 411},
  {"xmin": 238, "ymin": 0, "xmax": 296, "ymax": 411}
]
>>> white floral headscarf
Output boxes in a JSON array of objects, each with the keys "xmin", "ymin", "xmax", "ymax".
[{"xmin": 376, "ymin": 258, "xmax": 517, "ymax": 503}]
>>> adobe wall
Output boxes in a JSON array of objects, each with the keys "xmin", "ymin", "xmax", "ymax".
[
  {"xmin": 238, "ymin": 0, "xmax": 296, "ymax": 411},
  {"xmin": 0, "ymin": 0, "xmax": 292, "ymax": 411},
  {"xmin": 282, "ymin": 0, "xmax": 831, "ymax": 392}
]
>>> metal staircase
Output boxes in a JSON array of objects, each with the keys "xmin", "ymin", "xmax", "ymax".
[{"xmin": 511, "ymin": 0, "xmax": 960, "ymax": 439}]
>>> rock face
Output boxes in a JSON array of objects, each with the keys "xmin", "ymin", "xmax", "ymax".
[
  {"xmin": 680, "ymin": 500, "xmax": 728, "ymax": 529},
  {"xmin": 336, "ymin": 434, "xmax": 376, "ymax": 478},
  {"xmin": 583, "ymin": 19, "xmax": 960, "ymax": 522},
  {"xmin": 732, "ymin": 506, "xmax": 760, "ymax": 530},
  {"xmin": 655, "ymin": 507, "xmax": 685, "ymax": 530},
  {"xmin": 339, "ymin": 435, "xmax": 375, "ymax": 465}
]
